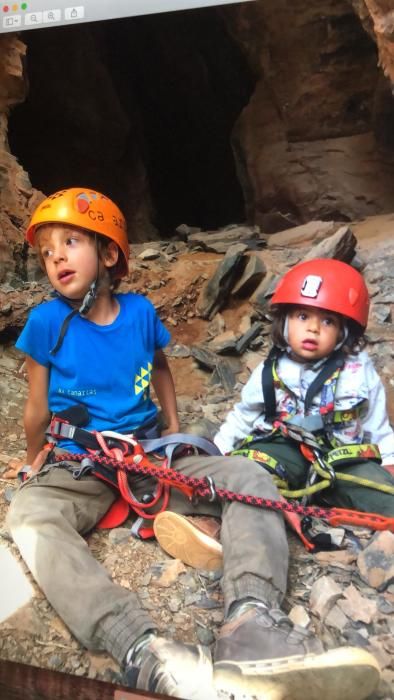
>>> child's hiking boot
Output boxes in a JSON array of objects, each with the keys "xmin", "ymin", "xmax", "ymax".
[
  {"xmin": 153, "ymin": 511, "xmax": 223, "ymax": 571},
  {"xmin": 124, "ymin": 633, "xmax": 217, "ymax": 700},
  {"xmin": 213, "ymin": 602, "xmax": 380, "ymax": 700}
]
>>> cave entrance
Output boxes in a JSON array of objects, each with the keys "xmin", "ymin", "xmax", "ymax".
[{"xmin": 8, "ymin": 7, "xmax": 256, "ymax": 239}]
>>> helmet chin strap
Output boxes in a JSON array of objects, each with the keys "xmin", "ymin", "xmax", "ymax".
[
  {"xmin": 77, "ymin": 280, "xmax": 98, "ymax": 316},
  {"xmin": 50, "ymin": 236, "xmax": 100, "ymax": 354}
]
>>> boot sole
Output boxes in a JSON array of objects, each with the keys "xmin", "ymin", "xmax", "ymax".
[
  {"xmin": 153, "ymin": 511, "xmax": 223, "ymax": 571},
  {"xmin": 214, "ymin": 646, "xmax": 380, "ymax": 700}
]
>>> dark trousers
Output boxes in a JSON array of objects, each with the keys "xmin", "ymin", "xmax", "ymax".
[{"xmin": 248, "ymin": 436, "xmax": 394, "ymax": 516}]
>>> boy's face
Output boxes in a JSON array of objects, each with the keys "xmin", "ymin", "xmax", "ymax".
[
  {"xmin": 287, "ymin": 306, "xmax": 342, "ymax": 361},
  {"xmin": 36, "ymin": 225, "xmax": 100, "ymax": 299}
]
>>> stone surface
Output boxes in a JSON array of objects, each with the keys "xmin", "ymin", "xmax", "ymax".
[
  {"xmin": 196, "ymin": 243, "xmax": 247, "ymax": 319},
  {"xmin": 357, "ymin": 531, "xmax": 394, "ymax": 590},
  {"xmin": 302, "ymin": 225, "xmax": 357, "ymax": 263},
  {"xmin": 223, "ymin": 1, "xmax": 394, "ymax": 226},
  {"xmin": 0, "ymin": 36, "xmax": 43, "ymax": 284},
  {"xmin": 309, "ymin": 575, "xmax": 343, "ymax": 619},
  {"xmin": 188, "ymin": 226, "xmax": 262, "ymax": 254},
  {"xmin": 266, "ymin": 221, "xmax": 337, "ymax": 249},
  {"xmin": 325, "ymin": 603, "xmax": 349, "ymax": 631},
  {"xmin": 352, "ymin": 0, "xmax": 394, "ymax": 84},
  {"xmin": 231, "ymin": 254, "xmax": 267, "ymax": 297},
  {"xmin": 137, "ymin": 248, "xmax": 161, "ymax": 261},
  {"xmin": 288, "ymin": 604, "xmax": 311, "ymax": 628},
  {"xmin": 337, "ymin": 584, "xmax": 378, "ymax": 624}
]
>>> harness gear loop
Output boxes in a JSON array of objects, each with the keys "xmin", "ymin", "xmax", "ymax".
[{"xmin": 234, "ymin": 428, "xmax": 394, "ymax": 500}]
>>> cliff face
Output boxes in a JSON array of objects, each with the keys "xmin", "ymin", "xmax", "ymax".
[
  {"xmin": 352, "ymin": 0, "xmax": 394, "ymax": 82},
  {"xmin": 0, "ymin": 0, "xmax": 394, "ymax": 280},
  {"xmin": 222, "ymin": 0, "xmax": 394, "ymax": 228},
  {"xmin": 0, "ymin": 35, "xmax": 41, "ymax": 283}
]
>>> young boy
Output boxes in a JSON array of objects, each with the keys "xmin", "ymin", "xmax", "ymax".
[{"xmin": 7, "ymin": 193, "xmax": 381, "ymax": 700}]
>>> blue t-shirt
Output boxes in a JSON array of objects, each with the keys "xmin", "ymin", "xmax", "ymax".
[{"xmin": 16, "ymin": 293, "xmax": 171, "ymax": 452}]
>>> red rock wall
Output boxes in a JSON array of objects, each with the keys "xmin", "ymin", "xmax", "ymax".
[
  {"xmin": 1, "ymin": 2, "xmax": 394, "ymax": 268},
  {"xmin": 0, "ymin": 34, "xmax": 42, "ymax": 284},
  {"xmin": 222, "ymin": 0, "xmax": 394, "ymax": 228},
  {"xmin": 352, "ymin": 0, "xmax": 394, "ymax": 82}
]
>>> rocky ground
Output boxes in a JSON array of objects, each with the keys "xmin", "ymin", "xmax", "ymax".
[{"xmin": 0, "ymin": 215, "xmax": 393, "ymax": 698}]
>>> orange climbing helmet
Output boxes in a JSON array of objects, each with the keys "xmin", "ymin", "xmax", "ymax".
[
  {"xmin": 26, "ymin": 187, "xmax": 129, "ymax": 279},
  {"xmin": 270, "ymin": 258, "xmax": 370, "ymax": 328}
]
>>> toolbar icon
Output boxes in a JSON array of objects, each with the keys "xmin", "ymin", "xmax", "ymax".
[
  {"xmin": 3, "ymin": 13, "xmax": 21, "ymax": 26},
  {"xmin": 43, "ymin": 9, "xmax": 61, "ymax": 22},
  {"xmin": 65, "ymin": 6, "xmax": 84, "ymax": 21},
  {"xmin": 25, "ymin": 11, "xmax": 42, "ymax": 24}
]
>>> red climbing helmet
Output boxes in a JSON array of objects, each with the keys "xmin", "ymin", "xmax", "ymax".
[{"xmin": 270, "ymin": 258, "xmax": 370, "ymax": 328}]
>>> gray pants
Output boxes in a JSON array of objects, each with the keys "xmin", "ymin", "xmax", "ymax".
[{"xmin": 6, "ymin": 454, "xmax": 287, "ymax": 665}]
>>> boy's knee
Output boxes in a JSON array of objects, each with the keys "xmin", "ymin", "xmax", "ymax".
[
  {"xmin": 6, "ymin": 485, "xmax": 58, "ymax": 533},
  {"xmin": 6, "ymin": 486, "xmax": 36, "ymax": 529}
]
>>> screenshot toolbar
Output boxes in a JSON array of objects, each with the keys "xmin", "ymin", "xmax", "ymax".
[{"xmin": 1, "ymin": 1, "xmax": 254, "ymax": 32}]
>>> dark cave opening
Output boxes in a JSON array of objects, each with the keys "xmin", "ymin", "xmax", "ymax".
[{"xmin": 8, "ymin": 8, "xmax": 256, "ymax": 239}]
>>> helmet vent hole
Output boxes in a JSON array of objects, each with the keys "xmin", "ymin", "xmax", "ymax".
[{"xmin": 349, "ymin": 288, "xmax": 359, "ymax": 306}]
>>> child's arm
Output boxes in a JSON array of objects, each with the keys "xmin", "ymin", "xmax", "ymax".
[
  {"xmin": 151, "ymin": 349, "xmax": 180, "ymax": 435},
  {"xmin": 214, "ymin": 362, "xmax": 266, "ymax": 454},
  {"xmin": 362, "ymin": 358, "xmax": 394, "ymax": 471},
  {"xmin": 23, "ymin": 355, "xmax": 51, "ymax": 463}
]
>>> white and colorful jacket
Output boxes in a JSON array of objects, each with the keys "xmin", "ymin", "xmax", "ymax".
[{"xmin": 214, "ymin": 350, "xmax": 394, "ymax": 466}]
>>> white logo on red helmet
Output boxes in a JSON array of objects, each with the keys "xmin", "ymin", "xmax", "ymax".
[{"xmin": 301, "ymin": 275, "xmax": 322, "ymax": 298}]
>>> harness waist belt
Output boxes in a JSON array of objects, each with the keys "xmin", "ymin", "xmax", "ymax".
[{"xmin": 49, "ymin": 419, "xmax": 221, "ymax": 462}]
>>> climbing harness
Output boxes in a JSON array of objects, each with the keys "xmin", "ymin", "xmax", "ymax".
[
  {"xmin": 45, "ymin": 440, "xmax": 394, "ymax": 536},
  {"xmin": 232, "ymin": 426, "xmax": 393, "ymax": 500},
  {"xmin": 230, "ymin": 346, "xmax": 394, "ymax": 549},
  {"xmin": 20, "ymin": 407, "xmax": 221, "ymax": 538},
  {"xmin": 232, "ymin": 347, "xmax": 394, "ymax": 502},
  {"xmin": 19, "ymin": 407, "xmax": 394, "ymax": 546}
]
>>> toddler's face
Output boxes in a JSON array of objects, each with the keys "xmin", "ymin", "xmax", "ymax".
[{"xmin": 287, "ymin": 306, "xmax": 342, "ymax": 362}]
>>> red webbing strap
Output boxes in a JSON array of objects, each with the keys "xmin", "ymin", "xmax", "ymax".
[
  {"xmin": 327, "ymin": 508, "xmax": 393, "ymax": 530},
  {"xmin": 116, "ymin": 469, "xmax": 170, "ymax": 520},
  {"xmin": 94, "ymin": 434, "xmax": 170, "ymax": 520},
  {"xmin": 52, "ymin": 450, "xmax": 394, "ymax": 532}
]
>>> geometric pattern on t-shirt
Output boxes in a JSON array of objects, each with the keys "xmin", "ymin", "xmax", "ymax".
[{"xmin": 134, "ymin": 361, "xmax": 153, "ymax": 396}]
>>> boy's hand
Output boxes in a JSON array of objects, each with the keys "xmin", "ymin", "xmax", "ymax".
[
  {"xmin": 3, "ymin": 457, "xmax": 25, "ymax": 479},
  {"xmin": 161, "ymin": 422, "xmax": 180, "ymax": 436}
]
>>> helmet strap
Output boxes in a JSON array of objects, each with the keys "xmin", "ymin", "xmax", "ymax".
[
  {"xmin": 78, "ymin": 280, "xmax": 98, "ymax": 316},
  {"xmin": 50, "ymin": 235, "xmax": 101, "ymax": 353},
  {"xmin": 334, "ymin": 323, "xmax": 348, "ymax": 351},
  {"xmin": 280, "ymin": 315, "xmax": 292, "ymax": 355}
]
